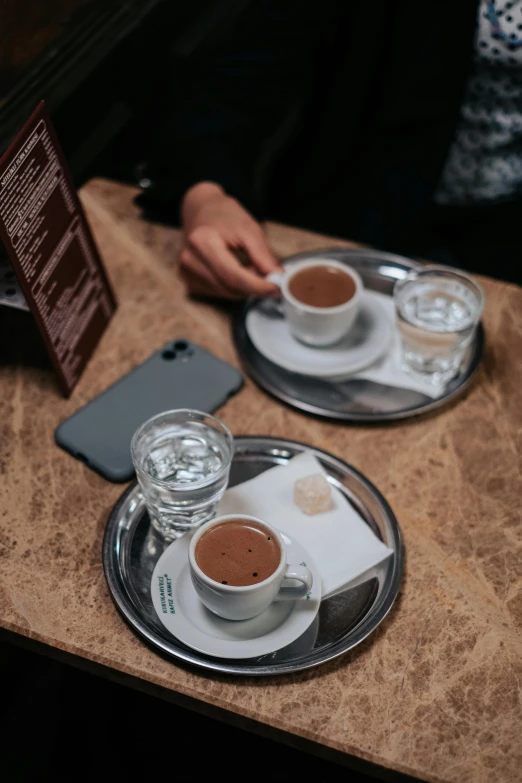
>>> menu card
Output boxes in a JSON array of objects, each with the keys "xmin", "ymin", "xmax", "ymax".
[{"xmin": 0, "ymin": 101, "xmax": 116, "ymax": 395}]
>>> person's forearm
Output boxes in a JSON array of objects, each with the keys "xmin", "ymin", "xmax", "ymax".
[
  {"xmin": 181, "ymin": 182, "xmax": 228, "ymax": 230},
  {"xmin": 182, "ymin": 182, "xmax": 225, "ymax": 212}
]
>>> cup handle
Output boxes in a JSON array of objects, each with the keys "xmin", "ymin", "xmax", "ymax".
[{"xmin": 276, "ymin": 564, "xmax": 313, "ymax": 601}]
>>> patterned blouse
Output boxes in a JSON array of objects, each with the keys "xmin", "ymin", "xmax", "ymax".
[{"xmin": 435, "ymin": 0, "xmax": 522, "ymax": 204}]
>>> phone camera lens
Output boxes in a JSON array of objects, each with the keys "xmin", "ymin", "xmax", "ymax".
[
  {"xmin": 162, "ymin": 350, "xmax": 176, "ymax": 360},
  {"xmin": 173, "ymin": 341, "xmax": 188, "ymax": 352}
]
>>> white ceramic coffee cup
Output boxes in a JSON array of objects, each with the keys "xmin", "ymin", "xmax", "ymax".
[
  {"xmin": 268, "ymin": 258, "xmax": 363, "ymax": 347},
  {"xmin": 188, "ymin": 514, "xmax": 313, "ymax": 621}
]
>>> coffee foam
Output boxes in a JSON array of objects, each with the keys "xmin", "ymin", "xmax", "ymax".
[{"xmin": 195, "ymin": 519, "xmax": 281, "ymax": 586}]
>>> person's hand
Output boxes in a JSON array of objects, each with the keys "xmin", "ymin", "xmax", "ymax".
[{"xmin": 179, "ymin": 182, "xmax": 281, "ymax": 299}]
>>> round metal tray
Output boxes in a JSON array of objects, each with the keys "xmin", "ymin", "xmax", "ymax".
[
  {"xmin": 232, "ymin": 248, "xmax": 484, "ymax": 421},
  {"xmin": 102, "ymin": 436, "xmax": 403, "ymax": 676}
]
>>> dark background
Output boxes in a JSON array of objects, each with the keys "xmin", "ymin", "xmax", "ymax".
[
  {"xmin": 1, "ymin": 634, "xmax": 403, "ymax": 782},
  {"xmin": 0, "ymin": 0, "xmax": 250, "ymax": 186},
  {"xmin": 2, "ymin": 0, "xmax": 520, "ymax": 283}
]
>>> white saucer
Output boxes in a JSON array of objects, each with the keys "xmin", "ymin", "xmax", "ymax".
[
  {"xmin": 151, "ymin": 531, "xmax": 322, "ymax": 659},
  {"xmin": 245, "ymin": 291, "xmax": 392, "ymax": 377}
]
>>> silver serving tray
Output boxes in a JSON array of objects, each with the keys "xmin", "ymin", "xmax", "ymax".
[
  {"xmin": 103, "ymin": 437, "xmax": 403, "ymax": 676},
  {"xmin": 232, "ymin": 248, "xmax": 484, "ymax": 421}
]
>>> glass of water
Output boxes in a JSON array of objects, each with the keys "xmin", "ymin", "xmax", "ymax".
[
  {"xmin": 393, "ymin": 266, "xmax": 485, "ymax": 386},
  {"xmin": 131, "ymin": 409, "xmax": 234, "ymax": 540}
]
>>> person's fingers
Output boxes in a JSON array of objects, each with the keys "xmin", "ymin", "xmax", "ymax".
[
  {"xmin": 179, "ymin": 247, "xmax": 222, "ymax": 290},
  {"xmin": 188, "ymin": 229, "xmax": 278, "ymax": 296},
  {"xmin": 179, "ymin": 248, "xmax": 241, "ymax": 299},
  {"xmin": 240, "ymin": 228, "xmax": 281, "ymax": 276}
]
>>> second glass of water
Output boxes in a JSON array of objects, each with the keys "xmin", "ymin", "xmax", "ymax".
[
  {"xmin": 393, "ymin": 266, "xmax": 485, "ymax": 386},
  {"xmin": 131, "ymin": 409, "xmax": 234, "ymax": 540}
]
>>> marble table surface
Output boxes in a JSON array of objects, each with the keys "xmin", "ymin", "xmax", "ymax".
[{"xmin": 1, "ymin": 178, "xmax": 521, "ymax": 783}]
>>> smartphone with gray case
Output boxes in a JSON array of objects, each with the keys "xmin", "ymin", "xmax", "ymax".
[{"xmin": 54, "ymin": 339, "xmax": 243, "ymax": 483}]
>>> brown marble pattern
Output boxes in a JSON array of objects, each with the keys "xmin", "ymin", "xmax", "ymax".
[{"xmin": 1, "ymin": 178, "xmax": 521, "ymax": 783}]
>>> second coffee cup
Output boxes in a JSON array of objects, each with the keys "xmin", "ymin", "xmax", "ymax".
[
  {"xmin": 188, "ymin": 514, "xmax": 313, "ymax": 621},
  {"xmin": 268, "ymin": 259, "xmax": 363, "ymax": 347}
]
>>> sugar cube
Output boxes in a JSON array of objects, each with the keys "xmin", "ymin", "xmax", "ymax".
[{"xmin": 293, "ymin": 473, "xmax": 333, "ymax": 515}]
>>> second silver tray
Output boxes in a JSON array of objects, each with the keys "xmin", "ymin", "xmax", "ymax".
[{"xmin": 102, "ymin": 436, "xmax": 403, "ymax": 676}]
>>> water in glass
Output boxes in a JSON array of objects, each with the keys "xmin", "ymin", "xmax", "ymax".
[
  {"xmin": 394, "ymin": 268, "xmax": 484, "ymax": 385},
  {"xmin": 131, "ymin": 410, "xmax": 233, "ymax": 539}
]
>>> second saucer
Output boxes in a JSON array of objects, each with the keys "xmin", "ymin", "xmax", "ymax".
[{"xmin": 246, "ymin": 291, "xmax": 392, "ymax": 377}]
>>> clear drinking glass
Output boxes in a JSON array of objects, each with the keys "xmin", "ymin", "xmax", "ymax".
[
  {"xmin": 393, "ymin": 266, "xmax": 485, "ymax": 385},
  {"xmin": 130, "ymin": 409, "xmax": 234, "ymax": 540}
]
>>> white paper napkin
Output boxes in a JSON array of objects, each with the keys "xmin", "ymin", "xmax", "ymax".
[
  {"xmin": 349, "ymin": 292, "xmax": 446, "ymax": 399},
  {"xmin": 217, "ymin": 452, "xmax": 393, "ymax": 599}
]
